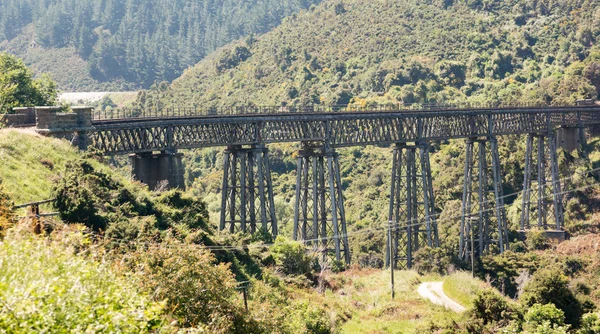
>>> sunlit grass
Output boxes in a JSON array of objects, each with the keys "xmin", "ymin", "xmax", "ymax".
[
  {"xmin": 443, "ymin": 271, "xmax": 487, "ymax": 309},
  {"xmin": 290, "ymin": 268, "xmax": 465, "ymax": 333}
]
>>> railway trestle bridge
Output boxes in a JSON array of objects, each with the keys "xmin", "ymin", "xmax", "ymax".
[{"xmin": 21, "ymin": 102, "xmax": 600, "ymax": 269}]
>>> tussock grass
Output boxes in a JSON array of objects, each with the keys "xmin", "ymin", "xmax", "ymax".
[
  {"xmin": 0, "ymin": 129, "xmax": 79, "ymax": 203},
  {"xmin": 0, "ymin": 129, "xmax": 140, "ymax": 209},
  {"xmin": 0, "ymin": 231, "xmax": 164, "ymax": 332}
]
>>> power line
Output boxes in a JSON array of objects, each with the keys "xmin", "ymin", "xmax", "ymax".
[{"xmin": 29, "ymin": 165, "xmax": 600, "ymax": 253}]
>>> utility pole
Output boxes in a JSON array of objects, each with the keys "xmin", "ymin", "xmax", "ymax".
[
  {"xmin": 388, "ymin": 220, "xmax": 395, "ymax": 299},
  {"xmin": 471, "ymin": 220, "xmax": 475, "ymax": 278}
]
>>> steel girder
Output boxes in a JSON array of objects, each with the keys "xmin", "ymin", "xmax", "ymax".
[
  {"xmin": 459, "ymin": 137, "xmax": 509, "ymax": 260},
  {"xmin": 89, "ymin": 107, "xmax": 600, "ymax": 155},
  {"xmin": 387, "ymin": 143, "xmax": 439, "ymax": 270},
  {"xmin": 520, "ymin": 133, "xmax": 564, "ymax": 230},
  {"xmin": 293, "ymin": 143, "xmax": 351, "ymax": 265},
  {"xmin": 220, "ymin": 145, "xmax": 278, "ymax": 236}
]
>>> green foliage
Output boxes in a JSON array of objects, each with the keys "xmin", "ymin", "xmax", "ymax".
[
  {"xmin": 53, "ymin": 159, "xmax": 209, "ymax": 235},
  {"xmin": 578, "ymin": 313, "xmax": 600, "ymax": 334},
  {"xmin": 0, "ymin": 181, "xmax": 13, "ymax": 235},
  {"xmin": 0, "ymin": 0, "xmax": 323, "ymax": 88},
  {"xmin": 526, "ymin": 230, "xmax": 550, "ymax": 250},
  {"xmin": 413, "ymin": 246, "xmax": 451, "ymax": 275},
  {"xmin": 271, "ymin": 236, "xmax": 314, "ymax": 276},
  {"xmin": 123, "ymin": 243, "xmax": 263, "ymax": 332},
  {"xmin": 153, "ymin": 0, "xmax": 600, "ymax": 108},
  {"xmin": 0, "ymin": 52, "xmax": 57, "ymax": 113},
  {"xmin": 0, "ymin": 234, "xmax": 165, "ymax": 332},
  {"xmin": 470, "ymin": 289, "xmax": 520, "ymax": 325},
  {"xmin": 521, "ymin": 267, "xmax": 585, "ymax": 327},
  {"xmin": 523, "ymin": 303, "xmax": 569, "ymax": 333}
]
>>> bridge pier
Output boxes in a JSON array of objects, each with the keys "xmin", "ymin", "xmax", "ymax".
[
  {"xmin": 129, "ymin": 151, "xmax": 185, "ymax": 190},
  {"xmin": 220, "ymin": 145, "xmax": 277, "ymax": 236},
  {"xmin": 293, "ymin": 143, "xmax": 350, "ymax": 265},
  {"xmin": 459, "ymin": 137, "xmax": 509, "ymax": 260},
  {"xmin": 387, "ymin": 142, "xmax": 439, "ymax": 270},
  {"xmin": 520, "ymin": 133, "xmax": 564, "ymax": 230},
  {"xmin": 556, "ymin": 127, "xmax": 585, "ymax": 152}
]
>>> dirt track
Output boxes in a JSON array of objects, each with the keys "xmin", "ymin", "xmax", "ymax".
[{"xmin": 417, "ymin": 282, "xmax": 466, "ymax": 313}]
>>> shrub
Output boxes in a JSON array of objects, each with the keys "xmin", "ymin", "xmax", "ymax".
[
  {"xmin": 271, "ymin": 236, "xmax": 314, "ymax": 276},
  {"xmin": 524, "ymin": 303, "xmax": 567, "ymax": 330},
  {"xmin": 526, "ymin": 230, "xmax": 549, "ymax": 250},
  {"xmin": 520, "ymin": 267, "xmax": 584, "ymax": 327},
  {"xmin": 468, "ymin": 289, "xmax": 520, "ymax": 327},
  {"xmin": 413, "ymin": 246, "xmax": 451, "ymax": 275},
  {"xmin": 123, "ymin": 242, "xmax": 261, "ymax": 332},
  {"xmin": 0, "ymin": 234, "xmax": 165, "ymax": 332}
]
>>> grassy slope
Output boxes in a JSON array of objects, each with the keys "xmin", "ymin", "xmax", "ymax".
[
  {"xmin": 0, "ymin": 129, "xmax": 134, "ymax": 205},
  {"xmin": 0, "ymin": 127, "xmax": 477, "ymax": 333},
  {"xmin": 295, "ymin": 268, "xmax": 463, "ymax": 333},
  {"xmin": 443, "ymin": 271, "xmax": 488, "ymax": 309}
]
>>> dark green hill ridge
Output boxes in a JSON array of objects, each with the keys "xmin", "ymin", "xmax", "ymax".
[
  {"xmin": 151, "ymin": 0, "xmax": 600, "ymax": 107},
  {"xmin": 0, "ymin": 0, "xmax": 323, "ymax": 90}
]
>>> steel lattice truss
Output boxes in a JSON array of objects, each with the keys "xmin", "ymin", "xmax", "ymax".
[
  {"xmin": 293, "ymin": 144, "xmax": 351, "ymax": 265},
  {"xmin": 220, "ymin": 145, "xmax": 278, "ymax": 235},
  {"xmin": 520, "ymin": 134, "xmax": 564, "ymax": 230},
  {"xmin": 459, "ymin": 138, "xmax": 509, "ymax": 260},
  {"xmin": 89, "ymin": 107, "xmax": 600, "ymax": 155},
  {"xmin": 387, "ymin": 143, "xmax": 439, "ymax": 270}
]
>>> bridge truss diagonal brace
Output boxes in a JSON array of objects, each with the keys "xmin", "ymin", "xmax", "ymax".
[
  {"xmin": 459, "ymin": 137, "xmax": 509, "ymax": 261},
  {"xmin": 220, "ymin": 145, "xmax": 278, "ymax": 236},
  {"xmin": 387, "ymin": 142, "xmax": 440, "ymax": 270},
  {"xmin": 520, "ymin": 133, "xmax": 564, "ymax": 231},
  {"xmin": 293, "ymin": 143, "xmax": 351, "ymax": 265}
]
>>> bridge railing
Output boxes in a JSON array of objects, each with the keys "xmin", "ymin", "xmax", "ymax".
[{"xmin": 91, "ymin": 101, "xmax": 585, "ymax": 121}]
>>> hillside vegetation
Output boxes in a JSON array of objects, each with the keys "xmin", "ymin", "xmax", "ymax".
[
  {"xmin": 0, "ymin": 129, "xmax": 470, "ymax": 333},
  {"xmin": 0, "ymin": 0, "xmax": 323, "ymax": 90},
  {"xmin": 149, "ymin": 0, "xmax": 600, "ymax": 107}
]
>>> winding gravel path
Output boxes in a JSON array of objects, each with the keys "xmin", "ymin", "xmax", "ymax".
[{"xmin": 417, "ymin": 282, "xmax": 466, "ymax": 313}]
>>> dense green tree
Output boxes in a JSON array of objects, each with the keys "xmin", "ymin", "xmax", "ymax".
[
  {"xmin": 521, "ymin": 267, "xmax": 585, "ymax": 327},
  {"xmin": 0, "ymin": 53, "xmax": 57, "ymax": 113},
  {"xmin": 0, "ymin": 0, "xmax": 323, "ymax": 88}
]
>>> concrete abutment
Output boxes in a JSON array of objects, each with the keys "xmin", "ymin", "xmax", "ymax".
[{"xmin": 129, "ymin": 151, "xmax": 185, "ymax": 190}]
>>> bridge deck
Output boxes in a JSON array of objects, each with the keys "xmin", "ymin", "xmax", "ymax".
[{"xmin": 89, "ymin": 105, "xmax": 600, "ymax": 155}]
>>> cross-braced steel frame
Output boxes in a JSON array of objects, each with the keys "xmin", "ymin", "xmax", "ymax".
[
  {"xmin": 220, "ymin": 145, "xmax": 278, "ymax": 236},
  {"xmin": 293, "ymin": 142, "xmax": 351, "ymax": 264},
  {"xmin": 459, "ymin": 137, "xmax": 509, "ymax": 260},
  {"xmin": 387, "ymin": 142, "xmax": 439, "ymax": 270},
  {"xmin": 520, "ymin": 133, "xmax": 564, "ymax": 230}
]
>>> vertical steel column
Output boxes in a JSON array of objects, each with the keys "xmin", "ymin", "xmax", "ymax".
[
  {"xmin": 293, "ymin": 143, "xmax": 350, "ymax": 264},
  {"xmin": 220, "ymin": 145, "xmax": 278, "ymax": 235},
  {"xmin": 388, "ymin": 143, "xmax": 438, "ymax": 270},
  {"xmin": 460, "ymin": 139, "xmax": 474, "ymax": 259},
  {"xmin": 490, "ymin": 138, "xmax": 508, "ymax": 252},
  {"xmin": 548, "ymin": 134, "xmax": 565, "ymax": 229},
  {"xmin": 459, "ymin": 137, "xmax": 508, "ymax": 260},
  {"xmin": 520, "ymin": 135, "xmax": 533, "ymax": 230},
  {"xmin": 520, "ymin": 134, "xmax": 564, "ymax": 230}
]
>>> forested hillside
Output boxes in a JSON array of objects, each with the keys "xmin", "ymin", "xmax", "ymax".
[
  {"xmin": 0, "ymin": 0, "xmax": 322, "ymax": 90},
  {"xmin": 148, "ymin": 0, "xmax": 600, "ymax": 107}
]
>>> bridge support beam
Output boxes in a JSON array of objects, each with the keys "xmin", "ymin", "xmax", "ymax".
[
  {"xmin": 293, "ymin": 143, "xmax": 350, "ymax": 265},
  {"xmin": 520, "ymin": 133, "xmax": 564, "ymax": 230},
  {"xmin": 130, "ymin": 151, "xmax": 185, "ymax": 190},
  {"xmin": 387, "ymin": 142, "xmax": 439, "ymax": 270},
  {"xmin": 459, "ymin": 137, "xmax": 509, "ymax": 261},
  {"xmin": 220, "ymin": 145, "xmax": 277, "ymax": 236}
]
